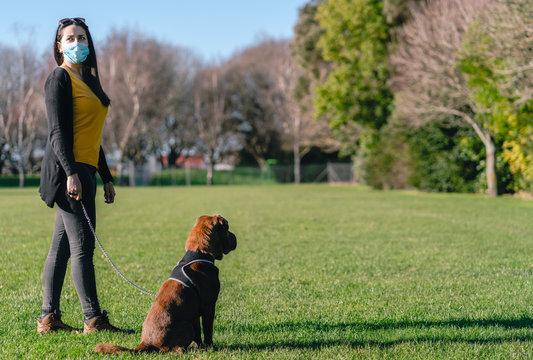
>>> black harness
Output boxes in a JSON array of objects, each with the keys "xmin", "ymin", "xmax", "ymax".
[{"xmin": 168, "ymin": 250, "xmax": 215, "ymax": 289}]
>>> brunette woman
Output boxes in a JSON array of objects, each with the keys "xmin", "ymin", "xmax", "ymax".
[{"xmin": 38, "ymin": 17, "xmax": 128, "ymax": 334}]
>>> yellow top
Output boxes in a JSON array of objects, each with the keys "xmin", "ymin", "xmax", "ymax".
[{"xmin": 64, "ymin": 67, "xmax": 108, "ymax": 169}]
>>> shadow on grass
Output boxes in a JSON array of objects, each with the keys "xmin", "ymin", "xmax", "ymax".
[{"xmin": 215, "ymin": 316, "xmax": 533, "ymax": 351}]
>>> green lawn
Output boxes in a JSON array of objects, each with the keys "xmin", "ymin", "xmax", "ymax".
[{"xmin": 1, "ymin": 185, "xmax": 532, "ymax": 359}]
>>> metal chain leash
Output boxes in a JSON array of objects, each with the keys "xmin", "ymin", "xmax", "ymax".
[{"xmin": 80, "ymin": 202, "xmax": 157, "ymax": 296}]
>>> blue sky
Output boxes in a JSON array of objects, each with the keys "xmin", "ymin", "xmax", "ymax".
[{"xmin": 0, "ymin": 0, "xmax": 308, "ymax": 60}]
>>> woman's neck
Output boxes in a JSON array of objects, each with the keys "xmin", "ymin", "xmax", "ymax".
[{"xmin": 61, "ymin": 62, "xmax": 83, "ymax": 79}]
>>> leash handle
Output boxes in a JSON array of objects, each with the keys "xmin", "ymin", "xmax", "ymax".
[{"xmin": 80, "ymin": 202, "xmax": 157, "ymax": 296}]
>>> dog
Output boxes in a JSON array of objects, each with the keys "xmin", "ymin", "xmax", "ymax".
[{"xmin": 95, "ymin": 214, "xmax": 237, "ymax": 354}]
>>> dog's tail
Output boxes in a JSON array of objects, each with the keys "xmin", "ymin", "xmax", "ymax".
[
  {"xmin": 94, "ymin": 343, "xmax": 132, "ymax": 353},
  {"xmin": 94, "ymin": 342, "xmax": 155, "ymax": 354}
]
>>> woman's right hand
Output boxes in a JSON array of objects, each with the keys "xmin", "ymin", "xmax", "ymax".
[{"xmin": 67, "ymin": 173, "xmax": 82, "ymax": 201}]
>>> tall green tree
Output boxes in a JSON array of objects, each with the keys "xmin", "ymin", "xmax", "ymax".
[
  {"xmin": 290, "ymin": 0, "xmax": 328, "ymax": 83},
  {"xmin": 291, "ymin": 0, "xmax": 425, "ymax": 188},
  {"xmin": 314, "ymin": 0, "xmax": 392, "ymax": 131}
]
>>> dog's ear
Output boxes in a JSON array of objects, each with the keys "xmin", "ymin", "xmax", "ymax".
[
  {"xmin": 185, "ymin": 215, "xmax": 213, "ymax": 253},
  {"xmin": 215, "ymin": 215, "xmax": 228, "ymax": 228}
]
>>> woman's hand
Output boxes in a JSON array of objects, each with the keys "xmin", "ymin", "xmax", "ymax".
[
  {"xmin": 67, "ymin": 174, "xmax": 82, "ymax": 201},
  {"xmin": 103, "ymin": 182, "xmax": 116, "ymax": 204}
]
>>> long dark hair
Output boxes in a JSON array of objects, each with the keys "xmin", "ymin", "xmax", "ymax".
[{"xmin": 54, "ymin": 18, "xmax": 110, "ymax": 106}]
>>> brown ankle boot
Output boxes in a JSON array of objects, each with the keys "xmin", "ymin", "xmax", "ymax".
[
  {"xmin": 37, "ymin": 310, "xmax": 78, "ymax": 334},
  {"xmin": 83, "ymin": 310, "xmax": 133, "ymax": 334}
]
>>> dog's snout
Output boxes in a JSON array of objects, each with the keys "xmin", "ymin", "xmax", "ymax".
[{"xmin": 224, "ymin": 232, "xmax": 237, "ymax": 254}]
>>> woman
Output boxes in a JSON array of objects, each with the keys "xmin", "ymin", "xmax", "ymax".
[{"xmin": 38, "ymin": 17, "xmax": 128, "ymax": 334}]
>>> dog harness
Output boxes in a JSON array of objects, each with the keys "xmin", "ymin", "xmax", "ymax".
[{"xmin": 168, "ymin": 250, "xmax": 215, "ymax": 289}]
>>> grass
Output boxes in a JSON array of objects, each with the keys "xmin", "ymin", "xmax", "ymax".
[{"xmin": 1, "ymin": 184, "xmax": 533, "ymax": 359}]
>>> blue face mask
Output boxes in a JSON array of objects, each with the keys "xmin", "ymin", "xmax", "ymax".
[{"xmin": 62, "ymin": 42, "xmax": 90, "ymax": 64}]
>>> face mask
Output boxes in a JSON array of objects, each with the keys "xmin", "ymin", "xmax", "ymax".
[{"xmin": 62, "ymin": 42, "xmax": 90, "ymax": 64}]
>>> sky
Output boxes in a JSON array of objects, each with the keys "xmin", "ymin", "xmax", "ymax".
[{"xmin": 0, "ymin": 0, "xmax": 309, "ymax": 60}]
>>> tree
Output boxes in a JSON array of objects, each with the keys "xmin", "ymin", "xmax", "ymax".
[
  {"xmin": 315, "ymin": 0, "xmax": 392, "ymax": 131},
  {"xmin": 309, "ymin": 0, "xmax": 393, "ymax": 185},
  {"xmin": 270, "ymin": 43, "xmax": 306, "ymax": 184},
  {"xmin": 265, "ymin": 39, "xmax": 336, "ymax": 184},
  {"xmin": 224, "ymin": 44, "xmax": 283, "ymax": 177},
  {"xmin": 99, "ymin": 29, "xmax": 175, "ymax": 183},
  {"xmin": 192, "ymin": 65, "xmax": 240, "ymax": 185},
  {"xmin": 157, "ymin": 48, "xmax": 200, "ymax": 169},
  {"xmin": 458, "ymin": 0, "xmax": 533, "ymax": 192},
  {"xmin": 290, "ymin": 0, "xmax": 328, "ymax": 82},
  {"xmin": 225, "ymin": 66, "xmax": 281, "ymax": 176},
  {"xmin": 390, "ymin": 0, "xmax": 500, "ymax": 196},
  {"xmin": 0, "ymin": 42, "xmax": 47, "ymax": 186},
  {"xmin": 227, "ymin": 38, "xmax": 335, "ymax": 184},
  {"xmin": 290, "ymin": 0, "xmax": 340, "ymax": 169},
  {"xmin": 382, "ymin": 0, "xmax": 423, "ymax": 26}
]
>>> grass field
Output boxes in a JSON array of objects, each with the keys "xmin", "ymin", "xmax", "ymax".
[{"xmin": 1, "ymin": 184, "xmax": 533, "ymax": 359}]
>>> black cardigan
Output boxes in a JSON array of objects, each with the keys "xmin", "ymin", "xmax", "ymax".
[{"xmin": 39, "ymin": 67, "xmax": 114, "ymax": 208}]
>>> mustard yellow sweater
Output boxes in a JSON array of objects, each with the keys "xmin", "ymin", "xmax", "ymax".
[{"xmin": 63, "ymin": 67, "xmax": 108, "ymax": 169}]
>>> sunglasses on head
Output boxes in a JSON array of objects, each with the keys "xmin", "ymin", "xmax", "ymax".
[{"xmin": 59, "ymin": 17, "xmax": 86, "ymax": 25}]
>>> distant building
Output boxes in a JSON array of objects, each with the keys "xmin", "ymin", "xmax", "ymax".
[{"xmin": 176, "ymin": 154, "xmax": 205, "ymax": 168}]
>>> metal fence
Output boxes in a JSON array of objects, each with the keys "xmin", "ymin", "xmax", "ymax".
[
  {"xmin": 124, "ymin": 162, "xmax": 354, "ymax": 186},
  {"xmin": 271, "ymin": 163, "xmax": 354, "ymax": 184}
]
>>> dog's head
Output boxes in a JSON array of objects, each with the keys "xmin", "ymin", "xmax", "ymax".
[{"xmin": 185, "ymin": 215, "xmax": 237, "ymax": 260}]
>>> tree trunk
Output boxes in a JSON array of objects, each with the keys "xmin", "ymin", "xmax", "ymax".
[
  {"xmin": 17, "ymin": 87, "xmax": 33, "ymax": 188},
  {"xmin": 293, "ymin": 114, "xmax": 301, "ymax": 184},
  {"xmin": 117, "ymin": 94, "xmax": 140, "ymax": 183},
  {"xmin": 18, "ymin": 164, "xmax": 25, "ymax": 188},
  {"xmin": 206, "ymin": 158, "xmax": 213, "ymax": 186},
  {"xmin": 294, "ymin": 142, "xmax": 301, "ymax": 184},
  {"xmin": 185, "ymin": 164, "xmax": 191, "ymax": 187},
  {"xmin": 254, "ymin": 157, "xmax": 267, "ymax": 181},
  {"xmin": 485, "ymin": 140, "xmax": 498, "ymax": 197},
  {"xmin": 128, "ymin": 160, "xmax": 135, "ymax": 187},
  {"xmin": 116, "ymin": 161, "xmax": 124, "ymax": 185},
  {"xmin": 18, "ymin": 124, "xmax": 25, "ymax": 187},
  {"xmin": 457, "ymin": 112, "xmax": 498, "ymax": 197}
]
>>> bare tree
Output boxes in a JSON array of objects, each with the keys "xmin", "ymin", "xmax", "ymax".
[
  {"xmin": 161, "ymin": 49, "xmax": 201, "ymax": 169},
  {"xmin": 268, "ymin": 40, "xmax": 336, "ymax": 184},
  {"xmin": 227, "ymin": 39, "xmax": 336, "ymax": 183},
  {"xmin": 0, "ymin": 42, "xmax": 47, "ymax": 186},
  {"xmin": 197, "ymin": 39, "xmax": 336, "ymax": 184},
  {"xmin": 390, "ymin": 0, "xmax": 499, "ymax": 196},
  {"xmin": 99, "ymin": 29, "xmax": 175, "ymax": 183},
  {"xmin": 272, "ymin": 49, "xmax": 305, "ymax": 184},
  {"xmin": 193, "ymin": 65, "xmax": 239, "ymax": 185},
  {"xmin": 224, "ymin": 66, "xmax": 280, "ymax": 175},
  {"xmin": 223, "ymin": 44, "xmax": 285, "ymax": 177}
]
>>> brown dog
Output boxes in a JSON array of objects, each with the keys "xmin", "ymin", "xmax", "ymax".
[{"xmin": 95, "ymin": 215, "xmax": 237, "ymax": 354}]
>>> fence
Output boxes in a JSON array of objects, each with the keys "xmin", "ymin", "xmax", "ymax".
[
  {"xmin": 270, "ymin": 163, "xmax": 354, "ymax": 184},
  {"xmin": 0, "ymin": 162, "xmax": 354, "ymax": 187},
  {"xmin": 127, "ymin": 162, "xmax": 354, "ymax": 186}
]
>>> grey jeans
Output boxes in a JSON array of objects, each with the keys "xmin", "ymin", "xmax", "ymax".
[{"xmin": 41, "ymin": 163, "xmax": 101, "ymax": 319}]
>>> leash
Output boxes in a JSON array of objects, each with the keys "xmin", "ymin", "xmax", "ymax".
[{"xmin": 80, "ymin": 201, "xmax": 157, "ymax": 296}]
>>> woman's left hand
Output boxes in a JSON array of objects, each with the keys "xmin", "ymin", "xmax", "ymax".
[{"xmin": 103, "ymin": 182, "xmax": 115, "ymax": 204}]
